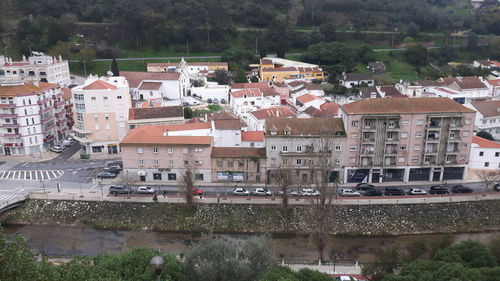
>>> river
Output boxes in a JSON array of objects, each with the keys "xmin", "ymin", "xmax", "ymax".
[{"xmin": 3, "ymin": 224, "xmax": 499, "ymax": 263}]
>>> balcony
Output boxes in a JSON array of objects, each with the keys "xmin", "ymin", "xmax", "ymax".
[
  {"xmin": 2, "ymin": 133, "xmax": 20, "ymax": 138},
  {"xmin": 0, "ymin": 103, "xmax": 16, "ymax": 109},
  {"xmin": 362, "ymin": 125, "xmax": 376, "ymax": 132},
  {"xmin": 2, "ymin": 142, "xmax": 23, "ymax": 147},
  {"xmin": 43, "ymin": 135, "xmax": 55, "ymax": 143},
  {"xmin": 54, "ymin": 101, "xmax": 63, "ymax": 107},
  {"xmin": 41, "ymin": 116, "xmax": 53, "ymax": 123},
  {"xmin": 1, "ymin": 123, "xmax": 20, "ymax": 128},
  {"xmin": 386, "ymin": 125, "xmax": 400, "ymax": 131},
  {"xmin": 361, "ymin": 147, "xmax": 375, "ymax": 155},
  {"xmin": 37, "ymin": 97, "xmax": 49, "ymax": 105},
  {"xmin": 428, "ymin": 119, "xmax": 441, "ymax": 128},
  {"xmin": 0, "ymin": 112, "xmax": 16, "ymax": 118},
  {"xmin": 385, "ymin": 137, "xmax": 399, "ymax": 143}
]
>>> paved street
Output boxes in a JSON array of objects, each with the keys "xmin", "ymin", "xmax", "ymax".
[{"xmin": 0, "ymin": 170, "xmax": 63, "ymax": 181}]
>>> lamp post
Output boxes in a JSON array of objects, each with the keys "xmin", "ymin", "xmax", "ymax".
[
  {"xmin": 99, "ymin": 179, "xmax": 103, "ymax": 198},
  {"xmin": 150, "ymin": 256, "xmax": 165, "ymax": 281},
  {"xmin": 330, "ymin": 251, "xmax": 339, "ymax": 274}
]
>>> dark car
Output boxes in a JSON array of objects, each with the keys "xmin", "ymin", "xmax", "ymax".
[
  {"xmin": 451, "ymin": 185, "xmax": 473, "ymax": 194},
  {"xmin": 109, "ymin": 185, "xmax": 131, "ymax": 195},
  {"xmin": 493, "ymin": 183, "xmax": 499, "ymax": 192},
  {"xmin": 104, "ymin": 165, "xmax": 122, "ymax": 174},
  {"xmin": 429, "ymin": 186, "xmax": 450, "ymax": 195},
  {"xmin": 356, "ymin": 183, "xmax": 375, "ymax": 191},
  {"xmin": 106, "ymin": 161, "xmax": 123, "ymax": 168},
  {"xmin": 364, "ymin": 188, "xmax": 383, "ymax": 196},
  {"xmin": 384, "ymin": 187, "xmax": 405, "ymax": 196},
  {"xmin": 96, "ymin": 171, "xmax": 117, "ymax": 178}
]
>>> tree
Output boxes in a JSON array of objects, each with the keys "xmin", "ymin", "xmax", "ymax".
[
  {"xmin": 362, "ymin": 245, "xmax": 404, "ymax": 281},
  {"xmin": 179, "ymin": 168, "xmax": 195, "ymax": 209},
  {"xmin": 184, "ymin": 107, "xmax": 193, "ymax": 119},
  {"xmin": 476, "ymin": 131, "xmax": 494, "ymax": 141},
  {"xmin": 111, "ymin": 58, "xmax": 120, "ymax": 76},
  {"xmin": 77, "ymin": 47, "xmax": 96, "ymax": 76},
  {"xmin": 275, "ymin": 167, "xmax": 295, "ymax": 211},
  {"xmin": 467, "ymin": 32, "xmax": 479, "ymax": 51},
  {"xmin": 404, "ymin": 44, "xmax": 428, "ymax": 69},
  {"xmin": 234, "ymin": 69, "xmax": 248, "ymax": 83},
  {"xmin": 212, "ymin": 69, "xmax": 231, "ymax": 85},
  {"xmin": 434, "ymin": 240, "xmax": 497, "ymax": 268},
  {"xmin": 184, "ymin": 237, "xmax": 273, "ymax": 281},
  {"xmin": 476, "ymin": 170, "xmax": 500, "ymax": 192},
  {"xmin": 406, "ymin": 22, "xmax": 420, "ymax": 38},
  {"xmin": 487, "ymin": 235, "xmax": 500, "ymax": 264}
]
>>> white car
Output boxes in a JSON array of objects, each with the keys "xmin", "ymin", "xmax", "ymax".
[
  {"xmin": 300, "ymin": 188, "xmax": 320, "ymax": 196},
  {"xmin": 136, "ymin": 186, "xmax": 155, "ymax": 194},
  {"xmin": 409, "ymin": 188, "xmax": 427, "ymax": 195},
  {"xmin": 50, "ymin": 146, "xmax": 64, "ymax": 153},
  {"xmin": 253, "ymin": 188, "xmax": 272, "ymax": 196},
  {"xmin": 341, "ymin": 188, "xmax": 361, "ymax": 197},
  {"xmin": 335, "ymin": 276, "xmax": 358, "ymax": 281},
  {"xmin": 278, "ymin": 189, "xmax": 299, "ymax": 196},
  {"xmin": 233, "ymin": 188, "xmax": 250, "ymax": 196}
]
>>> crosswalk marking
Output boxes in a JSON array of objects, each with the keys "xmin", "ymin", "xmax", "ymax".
[
  {"xmin": 0, "ymin": 170, "xmax": 64, "ymax": 181},
  {"xmin": 0, "ymin": 171, "xmax": 5, "ymax": 179}
]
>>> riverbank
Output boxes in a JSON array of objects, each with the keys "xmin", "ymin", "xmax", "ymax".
[{"xmin": 2, "ymin": 199, "xmax": 499, "ymax": 236}]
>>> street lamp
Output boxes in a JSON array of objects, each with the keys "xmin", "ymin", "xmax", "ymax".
[
  {"xmin": 330, "ymin": 251, "xmax": 339, "ymax": 274},
  {"xmin": 99, "ymin": 179, "xmax": 103, "ymax": 198},
  {"xmin": 150, "ymin": 256, "xmax": 165, "ymax": 281}
]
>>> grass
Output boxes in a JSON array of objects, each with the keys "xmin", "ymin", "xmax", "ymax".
[{"xmin": 372, "ymin": 52, "xmax": 420, "ymax": 82}]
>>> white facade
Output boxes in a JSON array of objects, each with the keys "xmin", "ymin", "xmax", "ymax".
[
  {"xmin": 212, "ymin": 128, "xmax": 242, "ymax": 147},
  {"xmin": 229, "ymin": 89, "xmax": 280, "ymax": 121},
  {"xmin": 0, "ymin": 53, "xmax": 71, "ymax": 86},
  {"xmin": 190, "ymin": 82, "xmax": 230, "ymax": 103},
  {"xmin": 469, "ymin": 142, "xmax": 500, "ymax": 170}
]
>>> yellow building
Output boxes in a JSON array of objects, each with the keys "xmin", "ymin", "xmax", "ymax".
[{"xmin": 258, "ymin": 57, "xmax": 324, "ymax": 82}]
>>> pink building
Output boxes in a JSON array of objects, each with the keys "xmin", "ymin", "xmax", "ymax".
[
  {"xmin": 340, "ymin": 98, "xmax": 476, "ymax": 183},
  {"xmin": 121, "ymin": 125, "xmax": 212, "ymax": 183}
]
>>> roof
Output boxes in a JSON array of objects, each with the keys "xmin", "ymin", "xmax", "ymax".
[
  {"xmin": 230, "ymin": 88, "xmax": 262, "ymax": 98},
  {"xmin": 453, "ymin": 77, "xmax": 487, "ymax": 90},
  {"xmin": 261, "ymin": 87, "xmax": 279, "ymax": 97},
  {"xmin": 0, "ymin": 82, "xmax": 58, "ymax": 97},
  {"xmin": 214, "ymin": 119, "xmax": 241, "ymax": 130},
  {"xmin": 261, "ymin": 67, "xmax": 298, "ymax": 72},
  {"xmin": 61, "ymin": 88, "xmax": 72, "ymax": 100},
  {"xmin": 341, "ymin": 97, "xmax": 475, "ymax": 114},
  {"xmin": 121, "ymin": 71, "xmax": 180, "ymax": 88},
  {"xmin": 121, "ymin": 126, "xmax": 211, "ymax": 145},
  {"xmin": 212, "ymin": 147, "xmax": 266, "ymax": 158},
  {"xmin": 272, "ymin": 82, "xmax": 288, "ymax": 88},
  {"xmin": 287, "ymin": 81, "xmax": 307, "ymax": 87},
  {"xmin": 302, "ymin": 106, "xmax": 323, "ymax": 117},
  {"xmin": 241, "ymin": 131, "xmax": 264, "ymax": 142},
  {"xmin": 231, "ymin": 82, "xmax": 270, "ymax": 90},
  {"xmin": 305, "ymin": 83, "xmax": 323, "ymax": 91},
  {"xmin": 320, "ymin": 102, "xmax": 340, "ymax": 116},
  {"xmin": 487, "ymin": 79, "xmax": 500, "ymax": 87},
  {"xmin": 82, "ymin": 80, "xmax": 118, "ymax": 90},
  {"xmin": 378, "ymin": 86, "xmax": 405, "ymax": 98},
  {"xmin": 434, "ymin": 87, "xmax": 460, "ymax": 95},
  {"xmin": 138, "ymin": 82, "xmax": 162, "ymax": 91},
  {"xmin": 341, "ymin": 73, "xmax": 373, "ymax": 81},
  {"xmin": 296, "ymin": 93, "xmax": 320, "ymax": 104},
  {"xmin": 265, "ymin": 118, "xmax": 345, "ymax": 136},
  {"xmin": 260, "ymin": 58, "xmax": 273, "ymax": 65},
  {"xmin": 129, "ymin": 106, "xmax": 184, "ymax": 120},
  {"xmin": 251, "ymin": 106, "xmax": 297, "ymax": 120},
  {"xmin": 472, "ymin": 136, "xmax": 500, "ymax": 148},
  {"xmin": 359, "ymin": 86, "xmax": 381, "ymax": 98},
  {"xmin": 470, "ymin": 100, "xmax": 500, "ymax": 117}
]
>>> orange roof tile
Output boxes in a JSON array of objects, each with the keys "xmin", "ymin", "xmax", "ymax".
[
  {"xmin": 251, "ymin": 106, "xmax": 297, "ymax": 120},
  {"xmin": 341, "ymin": 97, "xmax": 475, "ymax": 114},
  {"xmin": 231, "ymin": 82, "xmax": 270, "ymax": 90},
  {"xmin": 296, "ymin": 93, "xmax": 320, "ymax": 104},
  {"xmin": 230, "ymin": 88, "xmax": 262, "ymax": 98},
  {"xmin": 320, "ymin": 102, "xmax": 340, "ymax": 116},
  {"xmin": 121, "ymin": 125, "xmax": 211, "ymax": 145},
  {"xmin": 472, "ymin": 136, "xmax": 500, "ymax": 148},
  {"xmin": 121, "ymin": 71, "xmax": 180, "ymax": 88},
  {"xmin": 82, "ymin": 80, "xmax": 118, "ymax": 90},
  {"xmin": 241, "ymin": 131, "xmax": 264, "ymax": 142},
  {"xmin": 487, "ymin": 79, "xmax": 500, "ymax": 87},
  {"xmin": 0, "ymin": 82, "xmax": 58, "ymax": 97},
  {"xmin": 470, "ymin": 100, "xmax": 500, "ymax": 117}
]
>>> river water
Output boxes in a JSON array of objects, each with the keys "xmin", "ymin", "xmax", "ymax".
[{"xmin": 3, "ymin": 224, "xmax": 499, "ymax": 263}]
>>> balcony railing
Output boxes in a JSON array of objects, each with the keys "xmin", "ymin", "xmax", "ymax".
[
  {"xmin": 1, "ymin": 123, "xmax": 20, "ymax": 128},
  {"xmin": 0, "ymin": 103, "xmax": 16, "ymax": 109},
  {"xmin": 2, "ymin": 133, "xmax": 20, "ymax": 137},
  {"xmin": 0, "ymin": 112, "xmax": 16, "ymax": 118}
]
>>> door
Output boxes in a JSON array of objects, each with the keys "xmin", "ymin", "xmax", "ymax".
[
  {"xmin": 4, "ymin": 147, "xmax": 11, "ymax": 155},
  {"xmin": 140, "ymin": 175, "xmax": 146, "ymax": 182},
  {"xmin": 372, "ymin": 173, "xmax": 380, "ymax": 183},
  {"xmin": 432, "ymin": 171, "xmax": 441, "ymax": 181}
]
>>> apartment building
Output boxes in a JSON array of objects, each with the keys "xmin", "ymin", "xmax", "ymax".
[
  {"xmin": 211, "ymin": 147, "xmax": 266, "ymax": 183},
  {"xmin": 340, "ymin": 98, "xmax": 476, "ymax": 183},
  {"xmin": 467, "ymin": 100, "xmax": 500, "ymax": 140},
  {"xmin": 258, "ymin": 57, "xmax": 324, "ymax": 82},
  {"xmin": 121, "ymin": 125, "xmax": 212, "ymax": 183},
  {"xmin": 265, "ymin": 118, "xmax": 347, "ymax": 184},
  {"xmin": 469, "ymin": 136, "xmax": 500, "ymax": 170},
  {"xmin": 71, "ymin": 76, "xmax": 131, "ymax": 154},
  {"xmin": 0, "ymin": 81, "xmax": 69, "ymax": 155},
  {"xmin": 0, "ymin": 53, "xmax": 70, "ymax": 86}
]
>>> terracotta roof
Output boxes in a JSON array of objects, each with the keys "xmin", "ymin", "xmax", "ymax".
[
  {"xmin": 262, "ymin": 67, "xmax": 298, "ymax": 72},
  {"xmin": 341, "ymin": 97, "xmax": 475, "ymax": 114},
  {"xmin": 212, "ymin": 111, "xmax": 239, "ymax": 120},
  {"xmin": 0, "ymin": 82, "xmax": 58, "ymax": 97},
  {"xmin": 214, "ymin": 119, "xmax": 241, "ymax": 130},
  {"xmin": 341, "ymin": 73, "xmax": 373, "ymax": 81},
  {"xmin": 434, "ymin": 87, "xmax": 460, "ymax": 95},
  {"xmin": 121, "ymin": 71, "xmax": 180, "ymax": 88},
  {"xmin": 470, "ymin": 100, "xmax": 500, "ymax": 117},
  {"xmin": 272, "ymin": 82, "xmax": 287, "ymax": 88},
  {"xmin": 211, "ymin": 147, "xmax": 266, "ymax": 158},
  {"xmin": 61, "ymin": 88, "xmax": 72, "ymax": 100},
  {"xmin": 121, "ymin": 126, "xmax": 211, "ymax": 145},
  {"xmin": 320, "ymin": 102, "xmax": 340, "ymax": 116},
  {"xmin": 287, "ymin": 81, "xmax": 307, "ymax": 87},
  {"xmin": 260, "ymin": 59, "xmax": 273, "ymax": 65},
  {"xmin": 472, "ymin": 136, "xmax": 500, "ymax": 148},
  {"xmin": 231, "ymin": 82, "xmax": 270, "ymax": 90},
  {"xmin": 261, "ymin": 87, "xmax": 279, "ymax": 97},
  {"xmin": 378, "ymin": 86, "xmax": 405, "ymax": 98},
  {"xmin": 241, "ymin": 131, "xmax": 264, "ymax": 142},
  {"xmin": 129, "ymin": 106, "xmax": 183, "ymax": 120},
  {"xmin": 230, "ymin": 88, "xmax": 262, "ymax": 98},
  {"xmin": 265, "ymin": 118, "xmax": 345, "ymax": 136},
  {"xmin": 251, "ymin": 106, "xmax": 297, "ymax": 120},
  {"xmin": 82, "ymin": 80, "xmax": 117, "ymax": 90},
  {"xmin": 453, "ymin": 77, "xmax": 487, "ymax": 90},
  {"xmin": 138, "ymin": 82, "xmax": 162, "ymax": 91},
  {"xmin": 296, "ymin": 93, "xmax": 320, "ymax": 104},
  {"xmin": 303, "ymin": 106, "xmax": 323, "ymax": 117},
  {"xmin": 305, "ymin": 83, "xmax": 323, "ymax": 91},
  {"xmin": 487, "ymin": 79, "xmax": 500, "ymax": 87}
]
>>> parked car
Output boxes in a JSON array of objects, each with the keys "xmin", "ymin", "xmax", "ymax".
[
  {"xmin": 384, "ymin": 187, "xmax": 405, "ymax": 196},
  {"xmin": 451, "ymin": 185, "xmax": 473, "ymax": 193},
  {"xmin": 494, "ymin": 183, "xmax": 500, "ymax": 192},
  {"xmin": 233, "ymin": 188, "xmax": 250, "ymax": 196},
  {"xmin": 300, "ymin": 188, "xmax": 320, "ymax": 196},
  {"xmin": 136, "ymin": 186, "xmax": 155, "ymax": 194},
  {"xmin": 429, "ymin": 186, "xmax": 450, "ymax": 195},
  {"xmin": 193, "ymin": 188, "xmax": 204, "ymax": 195},
  {"xmin": 335, "ymin": 276, "xmax": 358, "ymax": 281},
  {"xmin": 109, "ymin": 185, "xmax": 131, "ymax": 195},
  {"xmin": 364, "ymin": 188, "xmax": 383, "ymax": 196},
  {"xmin": 278, "ymin": 189, "xmax": 299, "ymax": 196},
  {"xmin": 96, "ymin": 171, "xmax": 117, "ymax": 179},
  {"xmin": 341, "ymin": 188, "xmax": 361, "ymax": 197},
  {"xmin": 104, "ymin": 165, "xmax": 122, "ymax": 174},
  {"xmin": 254, "ymin": 188, "xmax": 273, "ymax": 196},
  {"xmin": 106, "ymin": 160, "xmax": 123, "ymax": 168},
  {"xmin": 50, "ymin": 146, "xmax": 64, "ymax": 153},
  {"xmin": 355, "ymin": 183, "xmax": 375, "ymax": 191},
  {"xmin": 408, "ymin": 188, "xmax": 427, "ymax": 195}
]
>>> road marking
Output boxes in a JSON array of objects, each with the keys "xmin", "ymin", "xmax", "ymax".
[
  {"xmin": 0, "ymin": 170, "xmax": 64, "ymax": 181},
  {"xmin": 51, "ymin": 171, "xmax": 57, "ymax": 178},
  {"xmin": 0, "ymin": 171, "xmax": 5, "ymax": 179},
  {"xmin": 44, "ymin": 171, "xmax": 50, "ymax": 180}
]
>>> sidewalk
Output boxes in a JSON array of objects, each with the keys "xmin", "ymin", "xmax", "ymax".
[
  {"xmin": 286, "ymin": 263, "xmax": 363, "ymax": 277},
  {"xmin": 68, "ymin": 150, "xmax": 121, "ymax": 161},
  {"xmin": 1, "ymin": 151, "xmax": 59, "ymax": 163}
]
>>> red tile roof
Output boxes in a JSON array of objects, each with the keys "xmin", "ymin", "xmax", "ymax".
[
  {"xmin": 230, "ymin": 88, "xmax": 262, "ymax": 98},
  {"xmin": 487, "ymin": 79, "xmax": 500, "ymax": 87},
  {"xmin": 129, "ymin": 106, "xmax": 184, "ymax": 120},
  {"xmin": 121, "ymin": 126, "xmax": 211, "ymax": 145},
  {"xmin": 342, "ymin": 97, "xmax": 475, "ymax": 114},
  {"xmin": 434, "ymin": 87, "xmax": 460, "ymax": 95},
  {"xmin": 0, "ymin": 82, "xmax": 58, "ymax": 97},
  {"xmin": 472, "ymin": 136, "xmax": 500, "ymax": 148},
  {"xmin": 453, "ymin": 77, "xmax": 487, "ymax": 90},
  {"xmin": 296, "ymin": 93, "xmax": 320, "ymax": 104},
  {"xmin": 82, "ymin": 80, "xmax": 117, "ymax": 90},
  {"xmin": 138, "ymin": 82, "xmax": 162, "ymax": 91},
  {"xmin": 470, "ymin": 100, "xmax": 500, "ymax": 117},
  {"xmin": 378, "ymin": 85, "xmax": 405, "ymax": 97},
  {"xmin": 303, "ymin": 106, "xmax": 323, "ymax": 117},
  {"xmin": 266, "ymin": 118, "xmax": 345, "ymax": 136},
  {"xmin": 251, "ymin": 106, "xmax": 297, "ymax": 120},
  {"xmin": 231, "ymin": 82, "xmax": 270, "ymax": 90},
  {"xmin": 211, "ymin": 147, "xmax": 266, "ymax": 158},
  {"xmin": 241, "ymin": 131, "xmax": 264, "ymax": 142},
  {"xmin": 121, "ymin": 71, "xmax": 180, "ymax": 88},
  {"xmin": 320, "ymin": 102, "xmax": 340, "ymax": 116}
]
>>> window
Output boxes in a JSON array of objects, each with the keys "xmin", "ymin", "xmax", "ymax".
[
  {"xmin": 351, "ymin": 120, "xmax": 358, "ymax": 127},
  {"xmin": 465, "ymin": 118, "xmax": 471, "ymax": 125},
  {"xmin": 184, "ymin": 160, "xmax": 189, "ymax": 166},
  {"xmin": 138, "ymin": 160, "xmax": 144, "ymax": 166},
  {"xmin": 402, "ymin": 120, "xmax": 409, "ymax": 126},
  {"xmin": 416, "ymin": 120, "xmax": 424, "ymax": 125},
  {"xmin": 194, "ymin": 148, "xmax": 203, "ymax": 152},
  {"xmin": 167, "ymin": 147, "xmax": 174, "ymax": 153},
  {"xmin": 400, "ymin": 145, "xmax": 407, "ymax": 150},
  {"xmin": 351, "ymin": 134, "xmax": 358, "ymax": 139},
  {"xmin": 153, "ymin": 160, "xmax": 159, "ymax": 166},
  {"xmin": 282, "ymin": 146, "xmax": 288, "ymax": 152},
  {"xmin": 479, "ymin": 151, "xmax": 484, "ymax": 156},
  {"xmin": 271, "ymin": 145, "xmax": 276, "ymax": 151},
  {"xmin": 91, "ymin": 97, "xmax": 96, "ymax": 100},
  {"xmin": 169, "ymin": 160, "xmax": 174, "ymax": 167},
  {"xmin": 239, "ymin": 160, "xmax": 244, "ymax": 167},
  {"xmin": 195, "ymin": 174, "xmax": 204, "ymax": 181},
  {"xmin": 227, "ymin": 160, "xmax": 233, "ymax": 167},
  {"xmin": 335, "ymin": 158, "xmax": 341, "ymax": 165},
  {"xmin": 137, "ymin": 147, "xmax": 144, "ymax": 154},
  {"xmin": 482, "ymin": 119, "xmax": 487, "ymax": 124},
  {"xmin": 414, "ymin": 144, "xmax": 421, "ymax": 151},
  {"xmin": 153, "ymin": 147, "xmax": 158, "ymax": 153},
  {"xmin": 495, "ymin": 152, "xmax": 499, "ymax": 157},
  {"xmin": 349, "ymin": 146, "xmax": 357, "ymax": 151},
  {"xmin": 412, "ymin": 156, "xmax": 419, "ymax": 162},
  {"xmin": 195, "ymin": 160, "xmax": 203, "ymax": 166},
  {"xmin": 398, "ymin": 157, "xmax": 405, "ymax": 163},
  {"xmin": 400, "ymin": 132, "xmax": 408, "ymax": 138},
  {"xmin": 335, "ymin": 145, "xmax": 342, "ymax": 151},
  {"xmin": 117, "ymin": 96, "xmax": 122, "ymax": 99},
  {"xmin": 153, "ymin": 173, "xmax": 162, "ymax": 180},
  {"xmin": 296, "ymin": 159, "xmax": 302, "ymax": 165},
  {"xmin": 284, "ymin": 131, "xmax": 291, "ymax": 135},
  {"xmin": 217, "ymin": 160, "xmax": 223, "ymax": 167},
  {"xmin": 485, "ymin": 162, "xmax": 490, "ymax": 167},
  {"xmin": 349, "ymin": 157, "xmax": 356, "ymax": 163},
  {"xmin": 168, "ymin": 173, "xmax": 177, "ymax": 180},
  {"xmin": 463, "ymin": 131, "xmax": 470, "ymax": 137},
  {"xmin": 296, "ymin": 146, "xmax": 302, "ymax": 152},
  {"xmin": 182, "ymin": 148, "xmax": 188, "ymax": 153},
  {"xmin": 415, "ymin": 132, "xmax": 422, "ymax": 138},
  {"xmin": 461, "ymin": 143, "xmax": 468, "ymax": 148},
  {"xmin": 103, "ymin": 96, "xmax": 108, "ymax": 100}
]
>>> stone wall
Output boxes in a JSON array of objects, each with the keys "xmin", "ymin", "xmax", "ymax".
[{"xmin": 2, "ymin": 199, "xmax": 499, "ymax": 235}]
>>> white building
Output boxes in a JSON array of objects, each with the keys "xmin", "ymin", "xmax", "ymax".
[
  {"xmin": 486, "ymin": 79, "xmax": 500, "ymax": 100},
  {"xmin": 190, "ymin": 81, "xmax": 230, "ymax": 103},
  {"xmin": 247, "ymin": 106, "xmax": 297, "ymax": 131},
  {"xmin": 295, "ymin": 93, "xmax": 326, "ymax": 110},
  {"xmin": 467, "ymin": 100, "xmax": 500, "ymax": 140},
  {"xmin": 338, "ymin": 73, "xmax": 374, "ymax": 88},
  {"xmin": 0, "ymin": 81, "xmax": 70, "ymax": 156},
  {"xmin": 469, "ymin": 136, "xmax": 500, "ymax": 170},
  {"xmin": 71, "ymin": 75, "xmax": 131, "ymax": 154},
  {"xmin": 0, "ymin": 53, "xmax": 71, "ymax": 86},
  {"xmin": 229, "ymin": 88, "xmax": 281, "ymax": 121}
]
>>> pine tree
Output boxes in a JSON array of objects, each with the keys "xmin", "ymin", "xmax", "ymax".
[{"xmin": 111, "ymin": 58, "xmax": 119, "ymax": 76}]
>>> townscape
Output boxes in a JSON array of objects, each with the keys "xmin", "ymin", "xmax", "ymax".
[{"xmin": 0, "ymin": 0, "xmax": 499, "ymax": 280}]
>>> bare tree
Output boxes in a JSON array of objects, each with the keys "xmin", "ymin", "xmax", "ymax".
[
  {"xmin": 476, "ymin": 170, "xmax": 500, "ymax": 192},
  {"xmin": 275, "ymin": 167, "xmax": 295, "ymax": 211},
  {"xmin": 179, "ymin": 153, "xmax": 197, "ymax": 209}
]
